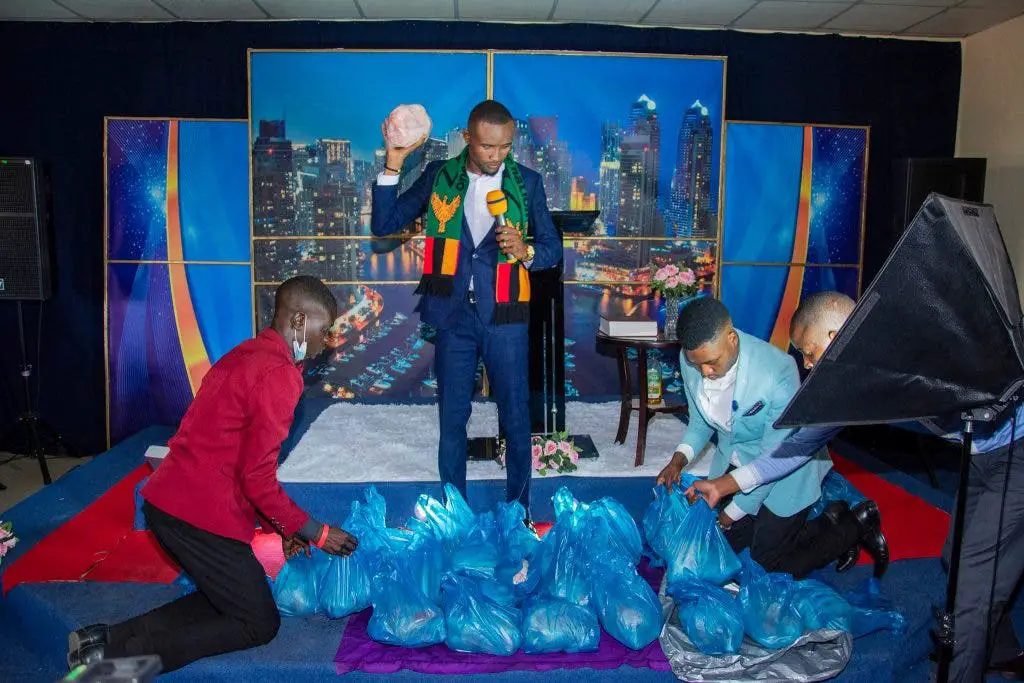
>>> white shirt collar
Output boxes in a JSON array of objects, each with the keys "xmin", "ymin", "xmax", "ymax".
[{"xmin": 467, "ymin": 163, "xmax": 505, "ymax": 180}]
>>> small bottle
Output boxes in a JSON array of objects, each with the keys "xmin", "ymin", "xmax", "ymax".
[{"xmin": 647, "ymin": 357, "xmax": 663, "ymax": 406}]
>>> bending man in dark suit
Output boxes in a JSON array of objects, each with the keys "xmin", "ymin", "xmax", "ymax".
[{"xmin": 371, "ymin": 100, "xmax": 562, "ymax": 514}]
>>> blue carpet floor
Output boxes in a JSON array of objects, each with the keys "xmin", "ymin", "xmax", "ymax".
[{"xmin": 0, "ymin": 408, "xmax": 1008, "ymax": 682}]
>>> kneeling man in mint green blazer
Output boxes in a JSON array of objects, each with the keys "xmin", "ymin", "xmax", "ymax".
[{"xmin": 656, "ymin": 297, "xmax": 875, "ymax": 578}]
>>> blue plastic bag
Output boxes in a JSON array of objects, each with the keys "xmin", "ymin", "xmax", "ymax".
[
  {"xmin": 441, "ymin": 573, "xmax": 523, "ymax": 656},
  {"xmin": 808, "ymin": 470, "xmax": 867, "ymax": 520},
  {"xmin": 409, "ymin": 483, "xmax": 477, "ymax": 543},
  {"xmin": 587, "ymin": 497, "xmax": 643, "ymax": 565},
  {"xmin": 133, "ymin": 477, "xmax": 149, "ymax": 531},
  {"xmin": 319, "ymin": 551, "xmax": 372, "ymax": 619},
  {"xmin": 534, "ymin": 513, "xmax": 592, "ymax": 605},
  {"xmin": 449, "ymin": 511, "xmax": 499, "ymax": 579},
  {"xmin": 793, "ymin": 578, "xmax": 906, "ymax": 638},
  {"xmin": 792, "ymin": 579, "xmax": 853, "ymax": 634},
  {"xmin": 841, "ymin": 578, "xmax": 907, "ymax": 637},
  {"xmin": 495, "ymin": 501, "xmax": 541, "ymax": 597},
  {"xmin": 737, "ymin": 551, "xmax": 803, "ymax": 649},
  {"xmin": 368, "ymin": 558, "xmax": 446, "ymax": 647},
  {"xmin": 668, "ymin": 578, "xmax": 744, "ymax": 655},
  {"xmin": 521, "ymin": 596, "xmax": 600, "ymax": 654},
  {"xmin": 347, "ymin": 487, "xmax": 414, "ymax": 567},
  {"xmin": 406, "ymin": 534, "xmax": 445, "ymax": 606},
  {"xmin": 273, "ymin": 549, "xmax": 329, "ymax": 617},
  {"xmin": 591, "ymin": 554, "xmax": 662, "ymax": 650},
  {"xmin": 643, "ymin": 485, "xmax": 741, "ymax": 586}
]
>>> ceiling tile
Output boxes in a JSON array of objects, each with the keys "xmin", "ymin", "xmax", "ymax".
[
  {"xmin": 156, "ymin": 0, "xmax": 267, "ymax": 19},
  {"xmin": 59, "ymin": 0, "xmax": 174, "ymax": 20},
  {"xmin": 903, "ymin": 6, "xmax": 1024, "ymax": 35},
  {"xmin": 960, "ymin": 0, "xmax": 1024, "ymax": 7},
  {"xmin": 357, "ymin": 0, "xmax": 454, "ymax": 19},
  {"xmin": 260, "ymin": 0, "xmax": 360, "ymax": 19},
  {"xmin": 554, "ymin": 0, "xmax": 654, "ymax": 23},
  {"xmin": 732, "ymin": 1, "xmax": 851, "ymax": 29},
  {"xmin": 0, "ymin": 0, "xmax": 78, "ymax": 19},
  {"xmin": 825, "ymin": 4, "xmax": 943, "ymax": 32},
  {"xmin": 859, "ymin": 0, "xmax": 955, "ymax": 6},
  {"xmin": 460, "ymin": 0, "xmax": 552, "ymax": 20},
  {"xmin": 643, "ymin": 0, "xmax": 757, "ymax": 27}
]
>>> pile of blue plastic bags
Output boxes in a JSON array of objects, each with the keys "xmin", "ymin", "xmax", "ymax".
[
  {"xmin": 271, "ymin": 484, "xmax": 661, "ymax": 654},
  {"xmin": 644, "ymin": 475, "xmax": 906, "ymax": 656},
  {"xmin": 271, "ymin": 476, "xmax": 905, "ymax": 658}
]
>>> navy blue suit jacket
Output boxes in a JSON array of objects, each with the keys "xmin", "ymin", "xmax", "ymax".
[{"xmin": 371, "ymin": 160, "xmax": 562, "ymax": 330}]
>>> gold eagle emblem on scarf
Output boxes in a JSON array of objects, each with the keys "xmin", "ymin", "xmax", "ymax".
[{"xmin": 430, "ymin": 193, "xmax": 461, "ymax": 234}]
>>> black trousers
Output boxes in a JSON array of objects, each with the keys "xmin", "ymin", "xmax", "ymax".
[
  {"xmin": 105, "ymin": 502, "xmax": 280, "ymax": 673},
  {"xmin": 725, "ymin": 503, "xmax": 860, "ymax": 579}
]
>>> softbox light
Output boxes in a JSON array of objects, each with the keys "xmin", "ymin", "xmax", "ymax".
[
  {"xmin": 774, "ymin": 192, "xmax": 1024, "ymax": 683},
  {"xmin": 776, "ymin": 192, "xmax": 1024, "ymax": 429}
]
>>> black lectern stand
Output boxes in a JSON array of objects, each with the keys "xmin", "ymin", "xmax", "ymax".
[{"xmin": 468, "ymin": 210, "xmax": 600, "ymax": 462}]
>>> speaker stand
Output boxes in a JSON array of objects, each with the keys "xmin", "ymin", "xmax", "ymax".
[{"xmin": 0, "ymin": 302, "xmax": 76, "ymax": 489}]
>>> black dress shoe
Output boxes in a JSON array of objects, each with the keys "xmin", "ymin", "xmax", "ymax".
[
  {"xmin": 68, "ymin": 624, "xmax": 108, "ymax": 668},
  {"xmin": 821, "ymin": 500, "xmax": 850, "ymax": 525},
  {"xmin": 851, "ymin": 500, "xmax": 881, "ymax": 532},
  {"xmin": 851, "ymin": 501, "xmax": 889, "ymax": 578}
]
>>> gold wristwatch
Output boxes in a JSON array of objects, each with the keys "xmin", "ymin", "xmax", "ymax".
[{"xmin": 524, "ymin": 245, "xmax": 535, "ymax": 262}]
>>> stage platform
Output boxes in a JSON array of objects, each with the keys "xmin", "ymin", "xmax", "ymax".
[{"xmin": 0, "ymin": 400, "xmax": 987, "ymax": 683}]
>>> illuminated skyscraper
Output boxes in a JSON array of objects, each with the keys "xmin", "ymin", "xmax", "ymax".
[
  {"xmin": 598, "ymin": 122, "xmax": 621, "ymax": 231},
  {"xmin": 618, "ymin": 96, "xmax": 661, "ymax": 265},
  {"xmin": 253, "ymin": 119, "xmax": 296, "ymax": 236},
  {"xmin": 513, "ymin": 119, "xmax": 536, "ymax": 171},
  {"xmin": 571, "ymin": 177, "xmax": 597, "ymax": 211},
  {"xmin": 668, "ymin": 100, "xmax": 715, "ymax": 238}
]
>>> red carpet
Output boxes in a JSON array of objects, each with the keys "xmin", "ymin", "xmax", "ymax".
[
  {"xmin": 2, "ymin": 464, "xmax": 181, "ymax": 594},
  {"xmin": 3, "ymin": 456, "xmax": 948, "ymax": 592},
  {"xmin": 830, "ymin": 451, "xmax": 950, "ymax": 565}
]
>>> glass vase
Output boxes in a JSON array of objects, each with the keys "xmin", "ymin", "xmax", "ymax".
[{"xmin": 664, "ymin": 295, "xmax": 682, "ymax": 339}]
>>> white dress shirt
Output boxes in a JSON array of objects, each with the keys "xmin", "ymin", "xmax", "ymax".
[
  {"xmin": 673, "ymin": 361, "xmax": 756, "ymax": 522},
  {"xmin": 378, "ymin": 164, "xmax": 506, "ymax": 290}
]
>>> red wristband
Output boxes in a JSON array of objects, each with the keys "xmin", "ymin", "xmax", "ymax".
[{"xmin": 312, "ymin": 524, "xmax": 329, "ymax": 549}]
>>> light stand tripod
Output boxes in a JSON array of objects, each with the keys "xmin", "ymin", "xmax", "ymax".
[
  {"xmin": 933, "ymin": 385, "xmax": 1021, "ymax": 683},
  {"xmin": 0, "ymin": 301, "xmax": 73, "ymax": 489}
]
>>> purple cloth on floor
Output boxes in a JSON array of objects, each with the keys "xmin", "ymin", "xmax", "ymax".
[{"xmin": 334, "ymin": 560, "xmax": 671, "ymax": 674}]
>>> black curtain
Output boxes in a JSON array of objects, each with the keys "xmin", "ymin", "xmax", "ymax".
[{"xmin": 0, "ymin": 21, "xmax": 961, "ymax": 454}]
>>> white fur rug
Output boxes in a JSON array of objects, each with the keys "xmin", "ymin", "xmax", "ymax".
[{"xmin": 276, "ymin": 401, "xmax": 713, "ymax": 483}]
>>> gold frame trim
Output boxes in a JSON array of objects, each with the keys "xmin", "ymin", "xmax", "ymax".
[
  {"xmin": 720, "ymin": 119, "xmax": 871, "ymax": 300},
  {"xmin": 103, "ymin": 115, "xmax": 252, "ymax": 449}
]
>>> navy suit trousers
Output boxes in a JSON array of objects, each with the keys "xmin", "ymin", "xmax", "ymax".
[{"xmin": 435, "ymin": 298, "xmax": 531, "ymax": 512}]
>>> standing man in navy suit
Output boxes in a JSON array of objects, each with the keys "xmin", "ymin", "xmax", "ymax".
[{"xmin": 371, "ymin": 100, "xmax": 563, "ymax": 515}]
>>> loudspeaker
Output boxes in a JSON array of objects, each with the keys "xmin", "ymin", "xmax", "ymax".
[
  {"xmin": 863, "ymin": 158, "xmax": 987, "ymax": 289},
  {"xmin": 0, "ymin": 157, "xmax": 52, "ymax": 300},
  {"xmin": 893, "ymin": 157, "xmax": 986, "ymax": 233}
]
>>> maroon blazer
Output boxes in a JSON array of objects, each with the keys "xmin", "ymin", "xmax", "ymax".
[{"xmin": 143, "ymin": 328, "xmax": 311, "ymax": 543}]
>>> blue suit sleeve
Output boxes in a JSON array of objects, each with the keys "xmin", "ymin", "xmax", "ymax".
[
  {"xmin": 525, "ymin": 175, "xmax": 563, "ymax": 271},
  {"xmin": 748, "ymin": 426, "xmax": 842, "ymax": 485},
  {"xmin": 370, "ymin": 164, "xmax": 438, "ymax": 237}
]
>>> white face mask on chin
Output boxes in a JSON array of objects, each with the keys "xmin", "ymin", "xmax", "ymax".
[{"xmin": 292, "ymin": 318, "xmax": 307, "ymax": 362}]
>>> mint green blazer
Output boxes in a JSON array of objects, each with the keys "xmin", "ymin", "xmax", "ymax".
[{"xmin": 678, "ymin": 329, "xmax": 832, "ymax": 517}]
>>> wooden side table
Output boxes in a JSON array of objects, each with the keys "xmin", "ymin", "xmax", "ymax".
[{"xmin": 597, "ymin": 331, "xmax": 687, "ymax": 467}]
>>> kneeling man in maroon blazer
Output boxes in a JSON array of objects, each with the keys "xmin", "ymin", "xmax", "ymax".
[{"xmin": 67, "ymin": 275, "xmax": 358, "ymax": 673}]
